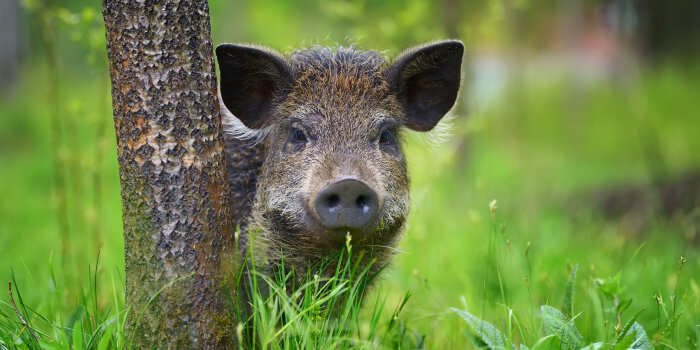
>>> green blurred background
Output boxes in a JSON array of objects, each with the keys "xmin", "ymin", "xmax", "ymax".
[{"xmin": 1, "ymin": 0, "xmax": 698, "ymax": 347}]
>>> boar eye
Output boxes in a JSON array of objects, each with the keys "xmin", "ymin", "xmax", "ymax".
[
  {"xmin": 290, "ymin": 128, "xmax": 307, "ymax": 144},
  {"xmin": 379, "ymin": 129, "xmax": 394, "ymax": 144}
]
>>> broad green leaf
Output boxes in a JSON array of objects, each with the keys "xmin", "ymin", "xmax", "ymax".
[
  {"xmin": 452, "ymin": 307, "xmax": 510, "ymax": 349},
  {"xmin": 541, "ymin": 305, "xmax": 584, "ymax": 350},
  {"xmin": 562, "ymin": 264, "xmax": 578, "ymax": 319},
  {"xmin": 72, "ymin": 320, "xmax": 83, "ymax": 350},
  {"xmin": 529, "ymin": 335, "xmax": 556, "ymax": 350},
  {"xmin": 97, "ymin": 325, "xmax": 115, "ymax": 350},
  {"xmin": 579, "ymin": 342, "xmax": 603, "ymax": 350},
  {"xmin": 627, "ymin": 323, "xmax": 652, "ymax": 350},
  {"xmin": 464, "ymin": 330, "xmax": 490, "ymax": 349},
  {"xmin": 612, "ymin": 330, "xmax": 636, "ymax": 350},
  {"xmin": 613, "ymin": 322, "xmax": 652, "ymax": 350},
  {"xmin": 520, "ymin": 344, "xmax": 530, "ymax": 350},
  {"xmin": 39, "ymin": 340, "xmax": 68, "ymax": 350}
]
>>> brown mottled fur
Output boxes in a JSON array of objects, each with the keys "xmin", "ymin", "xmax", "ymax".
[{"xmin": 217, "ymin": 42, "xmax": 463, "ymax": 287}]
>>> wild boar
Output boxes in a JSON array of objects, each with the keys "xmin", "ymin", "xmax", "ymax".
[{"xmin": 216, "ymin": 40, "xmax": 463, "ymax": 284}]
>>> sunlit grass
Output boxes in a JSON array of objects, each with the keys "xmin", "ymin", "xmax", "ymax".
[{"xmin": 1, "ymin": 201, "xmax": 695, "ymax": 349}]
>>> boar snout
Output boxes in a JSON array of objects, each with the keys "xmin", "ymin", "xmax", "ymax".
[{"xmin": 313, "ymin": 178, "xmax": 379, "ymax": 241}]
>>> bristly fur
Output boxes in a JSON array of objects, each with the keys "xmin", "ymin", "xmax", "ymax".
[{"xmin": 288, "ymin": 45, "xmax": 387, "ymax": 76}]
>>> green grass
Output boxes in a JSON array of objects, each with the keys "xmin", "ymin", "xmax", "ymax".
[
  {"xmin": 1, "ymin": 55, "xmax": 699, "ymax": 349},
  {"xmin": 1, "ymin": 198, "xmax": 695, "ymax": 349}
]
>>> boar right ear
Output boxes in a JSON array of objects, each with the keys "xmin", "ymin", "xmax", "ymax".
[
  {"xmin": 216, "ymin": 44, "xmax": 291, "ymax": 129},
  {"xmin": 386, "ymin": 40, "xmax": 463, "ymax": 132}
]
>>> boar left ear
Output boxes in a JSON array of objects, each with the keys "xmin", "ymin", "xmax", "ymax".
[
  {"xmin": 216, "ymin": 44, "xmax": 292, "ymax": 129},
  {"xmin": 386, "ymin": 40, "xmax": 463, "ymax": 132}
]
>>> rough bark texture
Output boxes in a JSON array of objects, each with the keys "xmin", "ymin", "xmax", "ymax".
[{"xmin": 103, "ymin": 0, "xmax": 237, "ymax": 348}]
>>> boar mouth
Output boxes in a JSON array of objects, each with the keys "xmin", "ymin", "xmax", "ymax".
[
  {"xmin": 265, "ymin": 208, "xmax": 385, "ymax": 250},
  {"xmin": 322, "ymin": 225, "xmax": 376, "ymax": 247},
  {"xmin": 307, "ymin": 212, "xmax": 383, "ymax": 248}
]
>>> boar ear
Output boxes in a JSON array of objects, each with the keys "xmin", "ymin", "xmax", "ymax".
[
  {"xmin": 387, "ymin": 40, "xmax": 463, "ymax": 132},
  {"xmin": 216, "ymin": 44, "xmax": 291, "ymax": 129}
]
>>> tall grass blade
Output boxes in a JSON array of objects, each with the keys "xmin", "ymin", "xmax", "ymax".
[
  {"xmin": 613, "ymin": 309, "xmax": 643, "ymax": 346},
  {"xmin": 562, "ymin": 264, "xmax": 578, "ymax": 319},
  {"xmin": 661, "ymin": 312, "xmax": 682, "ymax": 336},
  {"xmin": 72, "ymin": 319, "xmax": 83, "ymax": 350}
]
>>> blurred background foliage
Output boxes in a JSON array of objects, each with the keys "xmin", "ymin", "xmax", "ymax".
[{"xmin": 0, "ymin": 0, "xmax": 698, "ymax": 348}]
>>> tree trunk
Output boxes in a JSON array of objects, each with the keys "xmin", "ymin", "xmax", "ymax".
[{"xmin": 102, "ymin": 0, "xmax": 238, "ymax": 348}]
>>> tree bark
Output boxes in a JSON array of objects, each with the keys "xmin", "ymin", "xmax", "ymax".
[{"xmin": 102, "ymin": 0, "xmax": 238, "ymax": 348}]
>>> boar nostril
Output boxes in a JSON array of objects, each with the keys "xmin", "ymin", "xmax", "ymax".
[
  {"xmin": 356, "ymin": 195, "xmax": 369, "ymax": 213},
  {"xmin": 327, "ymin": 194, "xmax": 340, "ymax": 209},
  {"xmin": 314, "ymin": 178, "xmax": 379, "ymax": 232}
]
